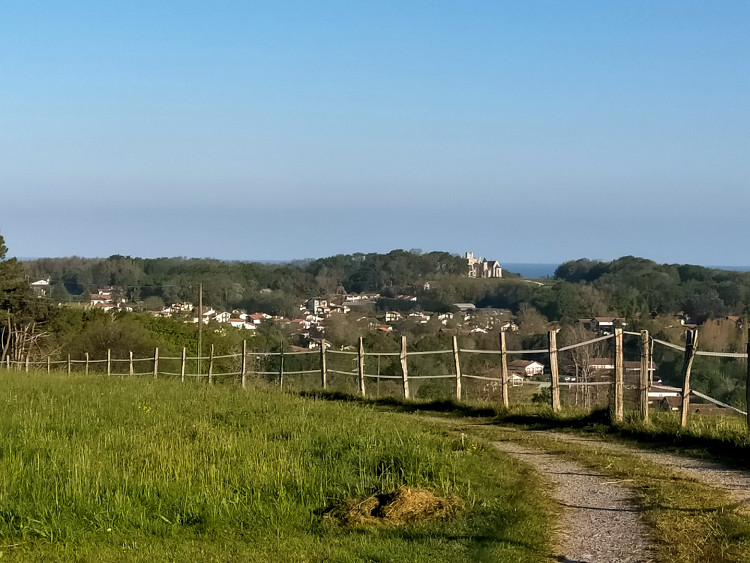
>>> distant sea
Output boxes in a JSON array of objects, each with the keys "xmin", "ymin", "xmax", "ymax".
[
  {"xmin": 708, "ymin": 265, "xmax": 750, "ymax": 272},
  {"xmin": 504, "ymin": 263, "xmax": 559, "ymax": 279}
]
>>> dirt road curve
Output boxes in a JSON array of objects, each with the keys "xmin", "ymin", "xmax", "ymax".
[
  {"xmin": 492, "ymin": 441, "xmax": 654, "ymax": 563},
  {"xmin": 535, "ymin": 432, "xmax": 750, "ymax": 506}
]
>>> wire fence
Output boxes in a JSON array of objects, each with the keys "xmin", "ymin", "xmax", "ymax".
[{"xmin": 2, "ymin": 328, "xmax": 748, "ymax": 431}]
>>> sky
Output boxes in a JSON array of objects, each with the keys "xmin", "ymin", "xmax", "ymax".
[{"xmin": 1, "ymin": 1, "xmax": 749, "ymax": 265}]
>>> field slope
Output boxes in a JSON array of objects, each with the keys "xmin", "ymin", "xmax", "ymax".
[{"xmin": 0, "ymin": 373, "xmax": 552, "ymax": 562}]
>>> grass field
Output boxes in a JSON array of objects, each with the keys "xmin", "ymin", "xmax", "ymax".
[{"xmin": 0, "ymin": 371, "xmax": 553, "ymax": 562}]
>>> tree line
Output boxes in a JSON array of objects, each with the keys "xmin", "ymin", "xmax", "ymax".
[{"xmin": 5, "ymin": 237, "xmax": 750, "ymax": 407}]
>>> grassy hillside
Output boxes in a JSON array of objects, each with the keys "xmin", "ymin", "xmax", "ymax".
[{"xmin": 0, "ymin": 372, "xmax": 552, "ymax": 562}]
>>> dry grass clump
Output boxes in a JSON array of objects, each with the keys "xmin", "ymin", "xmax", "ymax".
[{"xmin": 326, "ymin": 486, "xmax": 464, "ymax": 528}]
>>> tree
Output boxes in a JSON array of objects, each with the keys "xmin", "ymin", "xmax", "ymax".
[
  {"xmin": 0, "ymin": 234, "xmax": 45, "ymax": 364},
  {"xmin": 559, "ymin": 325, "xmax": 608, "ymax": 408}
]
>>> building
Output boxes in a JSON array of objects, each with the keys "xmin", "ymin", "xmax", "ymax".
[
  {"xmin": 466, "ymin": 252, "xmax": 502, "ymax": 278},
  {"xmin": 589, "ymin": 317, "xmax": 627, "ymax": 335},
  {"xmin": 30, "ymin": 279, "xmax": 50, "ymax": 298},
  {"xmin": 306, "ymin": 298, "xmax": 329, "ymax": 315},
  {"xmin": 508, "ymin": 359, "xmax": 545, "ymax": 377}
]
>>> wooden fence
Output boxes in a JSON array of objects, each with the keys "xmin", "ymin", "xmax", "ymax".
[{"xmin": 3, "ymin": 328, "xmax": 749, "ymax": 431}]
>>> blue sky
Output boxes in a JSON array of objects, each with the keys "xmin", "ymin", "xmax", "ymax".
[{"xmin": 1, "ymin": 1, "xmax": 748, "ymax": 265}]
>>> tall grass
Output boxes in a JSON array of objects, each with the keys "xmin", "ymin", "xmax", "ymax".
[{"xmin": 0, "ymin": 371, "xmax": 550, "ymax": 562}]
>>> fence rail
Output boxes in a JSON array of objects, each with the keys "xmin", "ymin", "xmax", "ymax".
[{"xmin": 3, "ymin": 328, "xmax": 749, "ymax": 433}]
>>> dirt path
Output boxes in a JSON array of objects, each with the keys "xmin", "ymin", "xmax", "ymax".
[
  {"xmin": 533, "ymin": 431, "xmax": 750, "ymax": 506},
  {"xmin": 493, "ymin": 441, "xmax": 654, "ymax": 563}
]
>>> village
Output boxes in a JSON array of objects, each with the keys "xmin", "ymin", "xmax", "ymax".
[{"xmin": 24, "ymin": 251, "xmax": 739, "ymax": 416}]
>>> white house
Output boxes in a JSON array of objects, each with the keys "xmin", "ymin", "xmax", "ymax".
[
  {"xmin": 306, "ymin": 298, "xmax": 329, "ymax": 314},
  {"xmin": 31, "ymin": 279, "xmax": 50, "ymax": 298},
  {"xmin": 508, "ymin": 359, "xmax": 545, "ymax": 377}
]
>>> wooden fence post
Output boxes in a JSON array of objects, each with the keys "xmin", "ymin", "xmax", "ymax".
[
  {"xmin": 107, "ymin": 349, "xmax": 111, "ymax": 376},
  {"xmin": 241, "ymin": 340, "xmax": 247, "ymax": 389},
  {"xmin": 208, "ymin": 344, "xmax": 214, "ymax": 385},
  {"xmin": 452, "ymin": 336, "xmax": 462, "ymax": 401},
  {"xmin": 640, "ymin": 330, "xmax": 650, "ymax": 423},
  {"xmin": 358, "ymin": 337, "xmax": 366, "ymax": 397},
  {"xmin": 153, "ymin": 347, "xmax": 159, "ymax": 379},
  {"xmin": 47, "ymin": 356, "xmax": 51, "ymax": 374},
  {"xmin": 613, "ymin": 328, "xmax": 624, "ymax": 422},
  {"xmin": 180, "ymin": 347, "xmax": 186, "ymax": 383},
  {"xmin": 129, "ymin": 351, "xmax": 134, "ymax": 376},
  {"xmin": 67, "ymin": 354, "xmax": 71, "ymax": 375},
  {"xmin": 6, "ymin": 356, "xmax": 10, "ymax": 369},
  {"xmin": 680, "ymin": 329, "xmax": 698, "ymax": 428},
  {"xmin": 320, "ymin": 339, "xmax": 327, "ymax": 390},
  {"xmin": 548, "ymin": 330, "xmax": 560, "ymax": 412},
  {"xmin": 25, "ymin": 351, "xmax": 30, "ymax": 372},
  {"xmin": 500, "ymin": 331, "xmax": 509, "ymax": 408},
  {"xmin": 85, "ymin": 352, "xmax": 89, "ymax": 376},
  {"xmin": 400, "ymin": 336, "xmax": 410, "ymax": 400},
  {"xmin": 279, "ymin": 342, "xmax": 285, "ymax": 389}
]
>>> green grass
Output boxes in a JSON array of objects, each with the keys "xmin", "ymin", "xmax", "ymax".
[
  {"xmin": 0, "ymin": 371, "xmax": 553, "ymax": 562},
  {"xmin": 329, "ymin": 392, "xmax": 750, "ymax": 467},
  {"xmin": 300, "ymin": 393, "xmax": 750, "ymax": 561}
]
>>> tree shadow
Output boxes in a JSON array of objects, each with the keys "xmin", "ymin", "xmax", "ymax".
[{"xmin": 298, "ymin": 390, "xmax": 750, "ymax": 469}]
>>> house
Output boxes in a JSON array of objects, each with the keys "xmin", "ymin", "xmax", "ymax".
[
  {"xmin": 648, "ymin": 384, "xmax": 681, "ymax": 399},
  {"xmin": 408, "ymin": 312, "xmax": 431, "ymax": 321},
  {"xmin": 385, "ymin": 311, "xmax": 402, "ymax": 322},
  {"xmin": 291, "ymin": 318, "xmax": 312, "ymax": 330},
  {"xmin": 466, "ymin": 252, "xmax": 503, "ymax": 278},
  {"xmin": 90, "ymin": 293, "xmax": 111, "ymax": 307},
  {"xmin": 228, "ymin": 318, "xmax": 257, "ymax": 330},
  {"xmin": 508, "ymin": 359, "xmax": 545, "ymax": 377},
  {"xmin": 306, "ymin": 298, "xmax": 329, "ymax": 314},
  {"xmin": 344, "ymin": 293, "xmax": 380, "ymax": 302},
  {"xmin": 214, "ymin": 311, "xmax": 231, "ymax": 324},
  {"xmin": 171, "ymin": 302, "xmax": 193, "ymax": 314},
  {"xmin": 95, "ymin": 287, "xmax": 126, "ymax": 304},
  {"xmin": 509, "ymin": 373, "xmax": 524, "ymax": 386},
  {"xmin": 654, "ymin": 393, "xmax": 729, "ymax": 415},
  {"xmin": 30, "ymin": 279, "xmax": 50, "ymax": 298},
  {"xmin": 330, "ymin": 304, "xmax": 351, "ymax": 314},
  {"xmin": 248, "ymin": 312, "xmax": 272, "ymax": 325},
  {"xmin": 590, "ymin": 358, "xmax": 658, "ymax": 378},
  {"xmin": 150, "ymin": 310, "xmax": 171, "ymax": 318},
  {"xmin": 589, "ymin": 317, "xmax": 627, "ymax": 335},
  {"xmin": 307, "ymin": 338, "xmax": 332, "ymax": 350}
]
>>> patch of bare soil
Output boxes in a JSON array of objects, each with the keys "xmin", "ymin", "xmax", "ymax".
[{"xmin": 325, "ymin": 486, "xmax": 464, "ymax": 528}]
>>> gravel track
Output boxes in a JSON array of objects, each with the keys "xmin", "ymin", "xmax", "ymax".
[
  {"xmin": 493, "ymin": 441, "xmax": 654, "ymax": 563},
  {"xmin": 534, "ymin": 432, "xmax": 750, "ymax": 505}
]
